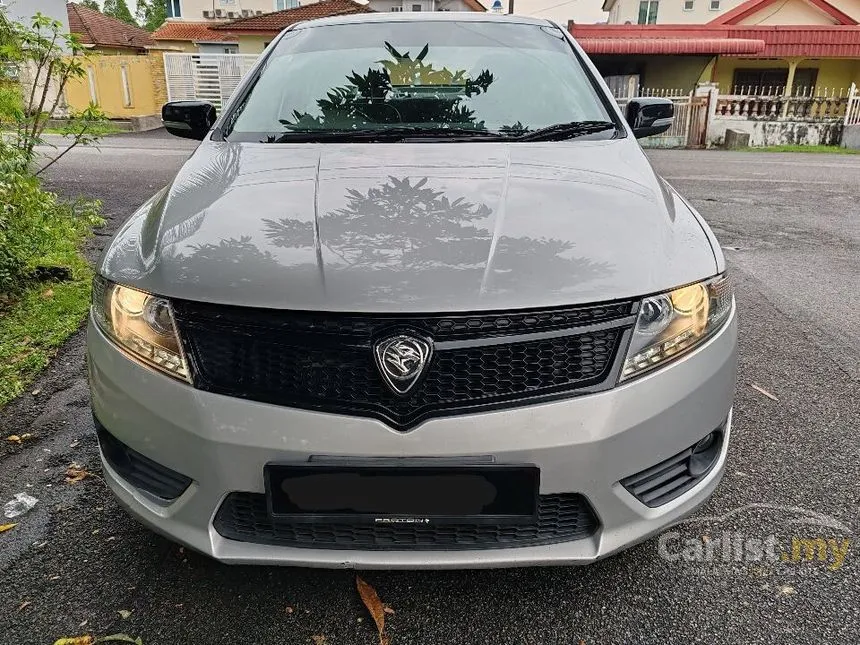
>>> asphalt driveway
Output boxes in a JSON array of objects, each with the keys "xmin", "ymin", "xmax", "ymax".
[{"xmin": 1, "ymin": 135, "xmax": 858, "ymax": 644}]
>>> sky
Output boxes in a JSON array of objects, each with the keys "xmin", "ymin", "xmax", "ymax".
[{"xmin": 85, "ymin": 0, "xmax": 608, "ymax": 24}]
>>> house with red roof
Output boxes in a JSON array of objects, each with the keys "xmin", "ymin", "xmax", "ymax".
[
  {"xmin": 571, "ymin": 0, "xmax": 860, "ymax": 97},
  {"xmin": 155, "ymin": 0, "xmax": 486, "ymax": 54},
  {"xmin": 209, "ymin": 0, "xmax": 375, "ymax": 53},
  {"xmin": 152, "ymin": 21, "xmax": 241, "ymax": 53},
  {"xmin": 67, "ymin": 2, "xmax": 155, "ymax": 54}
]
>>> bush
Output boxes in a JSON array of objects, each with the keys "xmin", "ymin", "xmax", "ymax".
[
  {"xmin": 0, "ymin": 142, "xmax": 101, "ymax": 293},
  {"xmin": 0, "ymin": 80, "xmax": 24, "ymax": 124}
]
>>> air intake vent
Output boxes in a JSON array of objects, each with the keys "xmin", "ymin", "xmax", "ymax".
[
  {"xmin": 94, "ymin": 418, "xmax": 192, "ymax": 501},
  {"xmin": 620, "ymin": 428, "xmax": 724, "ymax": 507},
  {"xmin": 214, "ymin": 492, "xmax": 599, "ymax": 550}
]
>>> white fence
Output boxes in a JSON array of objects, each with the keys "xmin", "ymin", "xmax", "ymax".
[
  {"xmin": 163, "ymin": 53, "xmax": 258, "ymax": 110},
  {"xmin": 846, "ymin": 83, "xmax": 860, "ymax": 127},
  {"xmin": 612, "ymin": 87, "xmax": 706, "ymax": 148}
]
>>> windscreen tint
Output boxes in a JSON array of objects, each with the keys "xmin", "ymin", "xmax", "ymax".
[{"xmin": 225, "ymin": 21, "xmax": 612, "ymax": 139}]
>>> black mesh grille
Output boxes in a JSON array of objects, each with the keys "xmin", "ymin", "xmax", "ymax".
[
  {"xmin": 213, "ymin": 492, "xmax": 598, "ymax": 550},
  {"xmin": 173, "ymin": 301, "xmax": 633, "ymax": 430},
  {"xmin": 173, "ymin": 300, "xmax": 634, "ymax": 342},
  {"xmin": 620, "ymin": 430, "xmax": 724, "ymax": 507},
  {"xmin": 94, "ymin": 419, "xmax": 191, "ymax": 501}
]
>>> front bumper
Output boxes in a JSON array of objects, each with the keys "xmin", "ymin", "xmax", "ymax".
[{"xmin": 87, "ymin": 306, "xmax": 737, "ymax": 569}]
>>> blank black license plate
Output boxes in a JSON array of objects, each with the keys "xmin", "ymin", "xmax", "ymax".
[{"xmin": 265, "ymin": 464, "xmax": 539, "ymax": 524}]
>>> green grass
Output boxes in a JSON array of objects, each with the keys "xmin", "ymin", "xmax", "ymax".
[
  {"xmin": 0, "ymin": 230, "xmax": 93, "ymax": 408},
  {"xmin": 738, "ymin": 144, "xmax": 860, "ymax": 154}
]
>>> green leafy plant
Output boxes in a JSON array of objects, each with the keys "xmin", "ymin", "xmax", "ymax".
[
  {"xmin": 282, "ymin": 42, "xmax": 494, "ymax": 132},
  {"xmin": 136, "ymin": 0, "xmax": 168, "ymax": 32},
  {"xmin": 0, "ymin": 12, "xmax": 105, "ymax": 407},
  {"xmin": 102, "ymin": 0, "xmax": 138, "ymax": 26},
  {"xmin": 0, "ymin": 11, "xmax": 103, "ymax": 172}
]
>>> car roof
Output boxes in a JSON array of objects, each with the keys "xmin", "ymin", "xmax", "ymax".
[{"xmin": 292, "ymin": 12, "xmax": 557, "ymax": 30}]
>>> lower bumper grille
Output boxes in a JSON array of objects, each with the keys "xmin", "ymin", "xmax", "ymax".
[
  {"xmin": 620, "ymin": 428, "xmax": 725, "ymax": 507},
  {"xmin": 213, "ymin": 492, "xmax": 599, "ymax": 551},
  {"xmin": 94, "ymin": 418, "xmax": 192, "ymax": 501}
]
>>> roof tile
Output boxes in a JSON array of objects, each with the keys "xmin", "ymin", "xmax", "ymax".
[
  {"xmin": 152, "ymin": 21, "xmax": 239, "ymax": 43},
  {"xmin": 212, "ymin": 0, "xmax": 373, "ymax": 32},
  {"xmin": 66, "ymin": 2, "xmax": 155, "ymax": 50}
]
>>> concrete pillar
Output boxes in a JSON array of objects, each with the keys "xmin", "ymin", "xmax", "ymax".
[
  {"xmin": 147, "ymin": 49, "xmax": 169, "ymax": 110},
  {"xmin": 781, "ymin": 57, "xmax": 804, "ymax": 117}
]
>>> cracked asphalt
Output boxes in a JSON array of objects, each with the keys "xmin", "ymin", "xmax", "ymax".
[{"xmin": 1, "ymin": 133, "xmax": 858, "ymax": 644}]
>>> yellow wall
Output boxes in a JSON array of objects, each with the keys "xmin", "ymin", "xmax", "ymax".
[
  {"xmin": 65, "ymin": 54, "xmax": 163, "ymax": 118},
  {"xmin": 155, "ymin": 39, "xmax": 198, "ymax": 53},
  {"xmin": 642, "ymin": 56, "xmax": 716, "ymax": 89},
  {"xmin": 238, "ymin": 35, "xmax": 271, "ymax": 55},
  {"xmin": 815, "ymin": 58, "xmax": 860, "ymax": 92}
]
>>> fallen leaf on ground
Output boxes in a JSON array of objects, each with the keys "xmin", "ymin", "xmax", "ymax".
[
  {"xmin": 0, "ymin": 524, "xmax": 17, "ymax": 534},
  {"xmin": 65, "ymin": 464, "xmax": 92, "ymax": 484},
  {"xmin": 95, "ymin": 634, "xmax": 143, "ymax": 644},
  {"xmin": 356, "ymin": 576, "xmax": 390, "ymax": 645},
  {"xmin": 7, "ymin": 435, "xmax": 22, "ymax": 444},
  {"xmin": 117, "ymin": 609, "xmax": 133, "ymax": 620},
  {"xmin": 31, "ymin": 388, "xmax": 41, "ymax": 395},
  {"xmin": 17, "ymin": 600, "xmax": 31, "ymax": 611},
  {"xmin": 383, "ymin": 605, "xmax": 395, "ymax": 615},
  {"xmin": 311, "ymin": 636, "xmax": 326, "ymax": 645},
  {"xmin": 53, "ymin": 637, "xmax": 93, "ymax": 645},
  {"xmin": 750, "ymin": 383, "xmax": 778, "ymax": 401},
  {"xmin": 42, "ymin": 288, "xmax": 54, "ymax": 298},
  {"xmin": 285, "ymin": 605, "xmax": 294, "ymax": 614}
]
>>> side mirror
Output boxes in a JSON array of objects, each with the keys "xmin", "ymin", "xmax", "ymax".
[
  {"xmin": 162, "ymin": 101, "xmax": 217, "ymax": 140},
  {"xmin": 626, "ymin": 98, "xmax": 674, "ymax": 139}
]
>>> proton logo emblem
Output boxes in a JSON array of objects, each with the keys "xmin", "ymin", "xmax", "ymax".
[{"xmin": 374, "ymin": 334, "xmax": 433, "ymax": 395}]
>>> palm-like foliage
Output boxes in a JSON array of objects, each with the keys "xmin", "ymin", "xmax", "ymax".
[{"xmin": 282, "ymin": 42, "xmax": 494, "ymax": 132}]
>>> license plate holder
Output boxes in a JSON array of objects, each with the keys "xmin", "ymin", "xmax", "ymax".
[{"xmin": 264, "ymin": 464, "xmax": 539, "ymax": 525}]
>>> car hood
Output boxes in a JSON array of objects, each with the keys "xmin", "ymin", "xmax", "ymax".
[{"xmin": 100, "ymin": 140, "xmax": 717, "ymax": 312}]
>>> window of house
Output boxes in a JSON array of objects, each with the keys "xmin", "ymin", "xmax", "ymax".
[
  {"xmin": 637, "ymin": 0, "xmax": 659, "ymax": 23},
  {"xmin": 731, "ymin": 67, "xmax": 818, "ymax": 95},
  {"xmin": 412, "ymin": 3, "xmax": 423, "ymax": 10},
  {"xmin": 684, "ymin": 0, "xmax": 694, "ymax": 10},
  {"xmin": 166, "ymin": 0, "xmax": 181, "ymax": 18},
  {"xmin": 390, "ymin": 5, "xmax": 403, "ymax": 10},
  {"xmin": 275, "ymin": 0, "xmax": 299, "ymax": 9},
  {"xmin": 709, "ymin": 0, "xmax": 720, "ymax": 9}
]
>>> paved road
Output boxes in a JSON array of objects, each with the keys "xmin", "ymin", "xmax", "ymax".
[{"xmin": 2, "ymin": 134, "xmax": 859, "ymax": 644}]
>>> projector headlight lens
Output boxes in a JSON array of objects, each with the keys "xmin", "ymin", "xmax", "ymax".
[
  {"xmin": 621, "ymin": 274, "xmax": 733, "ymax": 381},
  {"xmin": 92, "ymin": 276, "xmax": 190, "ymax": 381}
]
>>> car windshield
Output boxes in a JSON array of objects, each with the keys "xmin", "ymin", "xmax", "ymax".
[{"xmin": 223, "ymin": 20, "xmax": 615, "ymax": 142}]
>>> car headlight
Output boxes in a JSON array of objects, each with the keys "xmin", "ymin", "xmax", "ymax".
[
  {"xmin": 92, "ymin": 276, "xmax": 190, "ymax": 381},
  {"xmin": 621, "ymin": 274, "xmax": 733, "ymax": 381}
]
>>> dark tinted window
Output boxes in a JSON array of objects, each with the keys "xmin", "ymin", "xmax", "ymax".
[{"xmin": 226, "ymin": 21, "xmax": 611, "ymax": 139}]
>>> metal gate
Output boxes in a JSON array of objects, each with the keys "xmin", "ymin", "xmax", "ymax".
[
  {"xmin": 846, "ymin": 83, "xmax": 860, "ymax": 126},
  {"xmin": 163, "ymin": 53, "xmax": 259, "ymax": 110}
]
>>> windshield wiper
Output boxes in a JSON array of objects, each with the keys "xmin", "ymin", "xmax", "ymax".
[
  {"xmin": 268, "ymin": 127, "xmax": 505, "ymax": 143},
  {"xmin": 512, "ymin": 121, "xmax": 618, "ymax": 142}
]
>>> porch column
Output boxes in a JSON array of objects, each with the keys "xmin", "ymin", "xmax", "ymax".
[{"xmin": 781, "ymin": 57, "xmax": 805, "ymax": 117}]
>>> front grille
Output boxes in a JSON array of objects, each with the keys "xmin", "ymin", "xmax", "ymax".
[
  {"xmin": 173, "ymin": 301, "xmax": 634, "ymax": 430},
  {"xmin": 213, "ymin": 492, "xmax": 598, "ymax": 550},
  {"xmin": 94, "ymin": 418, "xmax": 192, "ymax": 500}
]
